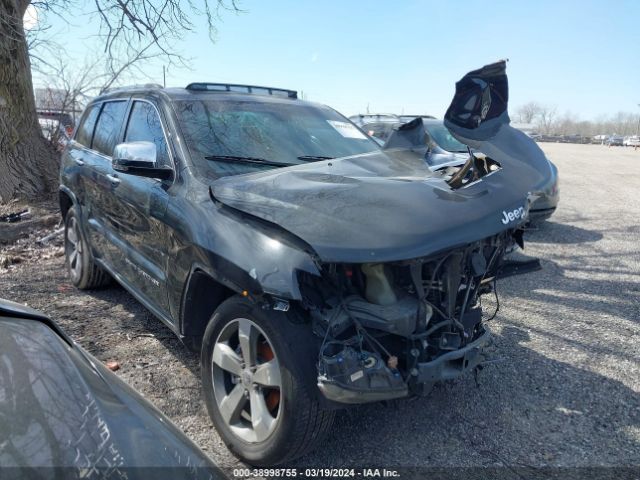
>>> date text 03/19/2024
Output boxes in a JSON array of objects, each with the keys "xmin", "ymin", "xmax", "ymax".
[{"xmin": 232, "ymin": 468, "xmax": 401, "ymax": 478}]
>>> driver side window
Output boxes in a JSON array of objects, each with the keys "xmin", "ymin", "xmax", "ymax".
[{"xmin": 124, "ymin": 101, "xmax": 171, "ymax": 168}]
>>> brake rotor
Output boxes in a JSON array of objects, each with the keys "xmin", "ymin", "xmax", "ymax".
[{"xmin": 258, "ymin": 340, "xmax": 280, "ymax": 412}]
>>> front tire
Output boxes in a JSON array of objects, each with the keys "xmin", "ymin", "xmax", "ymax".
[
  {"xmin": 201, "ymin": 296, "xmax": 334, "ymax": 466},
  {"xmin": 64, "ymin": 207, "xmax": 110, "ymax": 289}
]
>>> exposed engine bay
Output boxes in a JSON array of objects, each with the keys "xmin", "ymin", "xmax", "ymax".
[
  {"xmin": 298, "ymin": 230, "xmax": 517, "ymax": 403},
  {"xmin": 441, "ymin": 151, "xmax": 501, "ymax": 188},
  {"xmin": 384, "ymin": 117, "xmax": 503, "ymax": 190}
]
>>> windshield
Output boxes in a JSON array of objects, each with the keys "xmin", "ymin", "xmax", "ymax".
[
  {"xmin": 174, "ymin": 98, "xmax": 380, "ymax": 177},
  {"xmin": 425, "ymin": 123, "xmax": 468, "ymax": 153}
]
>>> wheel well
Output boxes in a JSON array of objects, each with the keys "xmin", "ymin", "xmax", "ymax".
[
  {"xmin": 181, "ymin": 270, "xmax": 235, "ymax": 340},
  {"xmin": 59, "ymin": 191, "xmax": 73, "ymax": 219}
]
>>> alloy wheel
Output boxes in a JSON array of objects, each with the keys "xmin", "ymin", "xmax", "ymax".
[
  {"xmin": 211, "ymin": 318, "xmax": 282, "ymax": 443},
  {"xmin": 65, "ymin": 216, "xmax": 83, "ymax": 283}
]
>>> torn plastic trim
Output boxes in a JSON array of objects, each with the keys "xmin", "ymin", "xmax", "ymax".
[
  {"xmin": 415, "ymin": 329, "xmax": 491, "ymax": 383},
  {"xmin": 318, "ymin": 378, "xmax": 408, "ymax": 404},
  {"xmin": 497, "ymin": 258, "xmax": 542, "ymax": 279}
]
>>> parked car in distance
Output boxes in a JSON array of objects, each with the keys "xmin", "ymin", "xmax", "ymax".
[
  {"xmin": 623, "ymin": 135, "xmax": 640, "ymax": 147},
  {"xmin": 397, "ymin": 114, "xmax": 436, "ymax": 123},
  {"xmin": 350, "ymin": 114, "xmax": 437, "ymax": 145},
  {"xmin": 38, "ymin": 110, "xmax": 75, "ymax": 151},
  {"xmin": 560, "ymin": 134, "xmax": 589, "ymax": 144},
  {"xmin": 348, "ymin": 113, "xmax": 400, "ymax": 127},
  {"xmin": 605, "ymin": 135, "xmax": 624, "ymax": 146},
  {"xmin": 360, "ymin": 120, "xmax": 403, "ymax": 145},
  {"xmin": 536, "ymin": 134, "xmax": 564, "ymax": 143},
  {"xmin": 0, "ymin": 298, "xmax": 223, "ymax": 479},
  {"xmin": 59, "ymin": 63, "xmax": 552, "ymax": 465}
]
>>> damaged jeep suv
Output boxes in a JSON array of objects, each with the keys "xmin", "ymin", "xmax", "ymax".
[{"xmin": 59, "ymin": 62, "xmax": 553, "ymax": 465}]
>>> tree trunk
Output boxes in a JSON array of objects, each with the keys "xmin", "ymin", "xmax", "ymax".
[{"xmin": 0, "ymin": 0, "xmax": 58, "ymax": 203}]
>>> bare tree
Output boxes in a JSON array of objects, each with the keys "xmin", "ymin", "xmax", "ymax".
[
  {"xmin": 514, "ymin": 102, "xmax": 640, "ymax": 137},
  {"xmin": 0, "ymin": 0, "xmax": 238, "ymax": 203},
  {"xmin": 554, "ymin": 111, "xmax": 577, "ymax": 136},
  {"xmin": 537, "ymin": 104, "xmax": 558, "ymax": 135},
  {"xmin": 0, "ymin": 1, "xmax": 58, "ymax": 203},
  {"xmin": 515, "ymin": 101, "xmax": 541, "ymax": 123},
  {"xmin": 34, "ymin": 44, "xmax": 163, "ymax": 150}
]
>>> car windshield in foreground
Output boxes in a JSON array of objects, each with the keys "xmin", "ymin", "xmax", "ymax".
[
  {"xmin": 175, "ymin": 99, "xmax": 380, "ymax": 177},
  {"xmin": 425, "ymin": 123, "xmax": 468, "ymax": 153}
]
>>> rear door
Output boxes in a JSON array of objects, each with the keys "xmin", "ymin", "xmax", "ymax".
[
  {"xmin": 63, "ymin": 103, "xmax": 100, "ymax": 223},
  {"xmin": 83, "ymin": 100, "xmax": 130, "ymax": 269},
  {"xmin": 102, "ymin": 99, "xmax": 173, "ymax": 315}
]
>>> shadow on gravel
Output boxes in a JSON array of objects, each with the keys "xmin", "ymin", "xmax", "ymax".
[
  {"xmin": 498, "ymin": 255, "xmax": 640, "ymax": 330},
  {"xmin": 526, "ymin": 221, "xmax": 603, "ymax": 244},
  {"xmin": 82, "ymin": 282, "xmax": 201, "ymax": 376},
  {"xmin": 288, "ymin": 325, "xmax": 640, "ymax": 469}
]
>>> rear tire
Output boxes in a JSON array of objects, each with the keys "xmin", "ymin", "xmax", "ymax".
[
  {"xmin": 64, "ymin": 207, "xmax": 110, "ymax": 289},
  {"xmin": 201, "ymin": 295, "xmax": 334, "ymax": 466}
]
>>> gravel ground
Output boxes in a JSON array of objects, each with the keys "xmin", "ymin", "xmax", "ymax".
[{"xmin": 1, "ymin": 143, "xmax": 639, "ymax": 475}]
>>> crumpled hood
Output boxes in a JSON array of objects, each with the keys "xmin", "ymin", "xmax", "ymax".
[{"xmin": 210, "ymin": 61, "xmax": 552, "ymax": 263}]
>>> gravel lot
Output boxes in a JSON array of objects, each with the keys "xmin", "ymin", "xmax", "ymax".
[{"xmin": 1, "ymin": 143, "xmax": 639, "ymax": 475}]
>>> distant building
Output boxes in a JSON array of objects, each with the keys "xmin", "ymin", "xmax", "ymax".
[
  {"xmin": 35, "ymin": 88, "xmax": 69, "ymax": 110},
  {"xmin": 34, "ymin": 88, "xmax": 82, "ymax": 123}
]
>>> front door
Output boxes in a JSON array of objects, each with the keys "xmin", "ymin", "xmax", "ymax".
[{"xmin": 104, "ymin": 99, "xmax": 174, "ymax": 316}]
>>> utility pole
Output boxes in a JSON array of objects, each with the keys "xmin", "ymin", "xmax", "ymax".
[
  {"xmin": 163, "ymin": 66, "xmax": 166, "ymax": 88},
  {"xmin": 636, "ymin": 104, "xmax": 639, "ymax": 137}
]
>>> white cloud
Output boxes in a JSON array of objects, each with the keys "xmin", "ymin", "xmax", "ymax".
[{"xmin": 311, "ymin": 52, "xmax": 318, "ymax": 63}]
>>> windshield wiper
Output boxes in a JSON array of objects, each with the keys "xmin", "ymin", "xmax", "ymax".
[
  {"xmin": 297, "ymin": 155, "xmax": 334, "ymax": 161},
  {"xmin": 204, "ymin": 155, "xmax": 295, "ymax": 167}
]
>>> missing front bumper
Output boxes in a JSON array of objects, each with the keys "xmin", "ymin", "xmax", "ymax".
[
  {"xmin": 416, "ymin": 331, "xmax": 492, "ymax": 383},
  {"xmin": 317, "ymin": 331, "xmax": 492, "ymax": 404}
]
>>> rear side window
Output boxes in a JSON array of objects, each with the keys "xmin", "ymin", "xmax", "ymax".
[
  {"xmin": 92, "ymin": 101, "xmax": 128, "ymax": 156},
  {"xmin": 124, "ymin": 101, "xmax": 170, "ymax": 168},
  {"xmin": 75, "ymin": 105, "xmax": 100, "ymax": 147}
]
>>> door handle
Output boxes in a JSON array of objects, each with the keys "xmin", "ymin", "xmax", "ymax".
[
  {"xmin": 74, "ymin": 158, "xmax": 84, "ymax": 166},
  {"xmin": 106, "ymin": 173, "xmax": 120, "ymax": 186}
]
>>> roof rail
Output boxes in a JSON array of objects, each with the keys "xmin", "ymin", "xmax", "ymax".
[
  {"xmin": 102, "ymin": 83, "xmax": 163, "ymax": 94},
  {"xmin": 185, "ymin": 82, "xmax": 297, "ymax": 99}
]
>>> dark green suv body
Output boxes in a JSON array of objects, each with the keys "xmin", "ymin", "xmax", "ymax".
[{"xmin": 59, "ymin": 63, "xmax": 552, "ymax": 465}]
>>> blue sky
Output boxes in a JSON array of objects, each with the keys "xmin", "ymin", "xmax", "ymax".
[{"xmin": 36, "ymin": 0, "xmax": 640, "ymax": 119}]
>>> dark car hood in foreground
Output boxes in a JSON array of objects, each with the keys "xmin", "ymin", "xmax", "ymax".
[
  {"xmin": 0, "ymin": 301, "xmax": 223, "ymax": 479},
  {"xmin": 210, "ymin": 61, "xmax": 553, "ymax": 264}
]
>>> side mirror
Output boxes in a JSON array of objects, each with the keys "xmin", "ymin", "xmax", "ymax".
[{"xmin": 112, "ymin": 141, "xmax": 172, "ymax": 180}]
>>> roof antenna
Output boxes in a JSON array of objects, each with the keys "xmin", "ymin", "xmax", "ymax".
[{"xmin": 163, "ymin": 66, "xmax": 166, "ymax": 88}]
